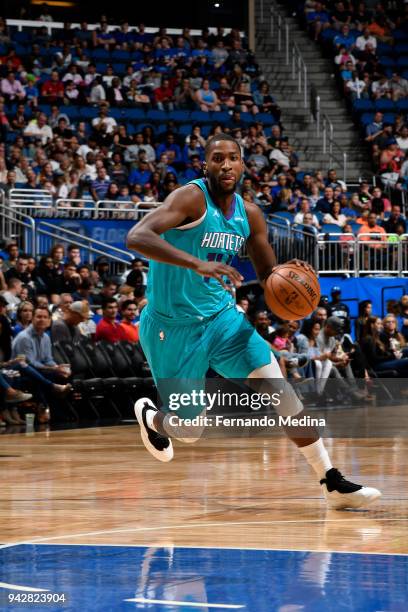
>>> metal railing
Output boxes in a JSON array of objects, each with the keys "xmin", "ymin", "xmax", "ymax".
[
  {"xmin": 0, "ymin": 207, "xmax": 36, "ymax": 257},
  {"xmin": 35, "ymin": 221, "xmax": 134, "ymax": 271},
  {"xmin": 313, "ymin": 97, "xmax": 348, "ymax": 182},
  {"xmin": 8, "ymin": 193, "xmax": 160, "ymax": 219}
]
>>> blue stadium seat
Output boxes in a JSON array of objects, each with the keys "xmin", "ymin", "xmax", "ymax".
[
  {"xmin": 395, "ymin": 43, "xmax": 408, "ymax": 55},
  {"xmin": 349, "ymin": 222, "xmax": 361, "ymax": 235},
  {"xmin": 210, "ymin": 111, "xmax": 230, "ymax": 123},
  {"xmin": 377, "ymin": 42, "xmax": 394, "ymax": 56},
  {"xmin": 190, "ymin": 110, "xmax": 213, "ymax": 124},
  {"xmin": 80, "ymin": 106, "xmax": 99, "ymax": 119},
  {"xmin": 274, "ymin": 211, "xmax": 294, "ymax": 223},
  {"xmin": 111, "ymin": 50, "xmax": 131, "ymax": 62},
  {"xmin": 91, "ymin": 49, "xmax": 111, "ymax": 61},
  {"xmin": 379, "ymin": 57, "xmax": 396, "ymax": 69},
  {"xmin": 353, "ymin": 99, "xmax": 375, "ymax": 114},
  {"xmin": 146, "ymin": 109, "xmax": 168, "ymax": 122},
  {"xmin": 171, "ymin": 110, "xmax": 191, "ymax": 123},
  {"xmin": 126, "ymin": 108, "xmax": 146, "ymax": 122},
  {"xmin": 396, "ymin": 99, "xmax": 408, "ymax": 113},
  {"xmin": 64, "ymin": 107, "xmax": 80, "ymax": 121},
  {"xmin": 396, "ymin": 56, "xmax": 408, "ymax": 69},
  {"xmin": 382, "ymin": 112, "xmax": 396, "ymax": 124},
  {"xmin": 393, "ymin": 30, "xmax": 408, "ymax": 42},
  {"xmin": 321, "ymin": 224, "xmax": 342, "ymax": 234},
  {"xmin": 342, "ymin": 208, "xmax": 357, "ymax": 218},
  {"xmin": 109, "ymin": 108, "xmax": 124, "ymax": 120},
  {"xmin": 257, "ymin": 112, "xmax": 274, "ymax": 126},
  {"xmin": 179, "ymin": 124, "xmax": 193, "ymax": 136},
  {"xmin": 38, "ymin": 104, "xmax": 51, "ymax": 116},
  {"xmin": 201, "ymin": 125, "xmax": 212, "ymax": 137},
  {"xmin": 112, "ymin": 63, "xmax": 126, "ymax": 75},
  {"xmin": 239, "ymin": 112, "xmax": 253, "ymax": 125},
  {"xmin": 360, "ymin": 113, "xmax": 375, "ymax": 126},
  {"xmin": 374, "ymin": 99, "xmax": 395, "ymax": 112}
]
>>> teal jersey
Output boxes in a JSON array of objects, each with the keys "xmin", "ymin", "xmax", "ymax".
[{"xmin": 146, "ymin": 178, "xmax": 251, "ymax": 320}]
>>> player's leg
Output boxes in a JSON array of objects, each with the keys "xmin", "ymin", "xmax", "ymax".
[
  {"xmin": 134, "ymin": 307, "xmax": 209, "ymax": 461},
  {"xmin": 209, "ymin": 308, "xmax": 381, "ymax": 510}
]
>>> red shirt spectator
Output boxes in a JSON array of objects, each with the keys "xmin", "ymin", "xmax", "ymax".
[
  {"xmin": 119, "ymin": 300, "xmax": 139, "ymax": 343},
  {"xmin": 41, "ymin": 70, "xmax": 64, "ymax": 103},
  {"xmin": 154, "ymin": 78, "xmax": 174, "ymax": 103},
  {"xmin": 95, "ymin": 299, "xmax": 127, "ymax": 342}
]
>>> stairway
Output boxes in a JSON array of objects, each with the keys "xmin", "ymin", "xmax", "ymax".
[{"xmin": 254, "ymin": 0, "xmax": 373, "ymax": 180}]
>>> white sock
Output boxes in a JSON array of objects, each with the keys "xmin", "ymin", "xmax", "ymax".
[
  {"xmin": 298, "ymin": 438, "xmax": 333, "ymax": 481},
  {"xmin": 145, "ymin": 409, "xmax": 158, "ymax": 432}
]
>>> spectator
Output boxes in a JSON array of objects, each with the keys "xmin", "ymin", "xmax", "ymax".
[
  {"xmin": 327, "ymin": 287, "xmax": 351, "ymax": 333},
  {"xmin": 294, "ymin": 199, "xmax": 320, "ymax": 227},
  {"xmin": 91, "ymin": 166, "xmax": 111, "ymax": 201},
  {"xmin": 297, "ymin": 319, "xmax": 333, "ymax": 396},
  {"xmin": 360, "ymin": 316, "xmax": 408, "ymax": 376},
  {"xmin": 41, "ymin": 70, "xmax": 64, "ymax": 104},
  {"xmin": 323, "ymin": 201, "xmax": 347, "ymax": 227},
  {"xmin": 119, "ymin": 299, "xmax": 139, "ymax": 342},
  {"xmin": 95, "ymin": 298, "xmax": 127, "ymax": 342},
  {"xmin": 51, "ymin": 300, "xmax": 89, "ymax": 343},
  {"xmin": 154, "ymin": 77, "xmax": 175, "ymax": 111},
  {"xmin": 315, "ymin": 186, "xmax": 336, "ymax": 214},
  {"xmin": 383, "ymin": 205, "xmax": 407, "ymax": 233},
  {"xmin": 91, "ymin": 103, "xmax": 117, "ymax": 135},
  {"xmin": 195, "ymin": 79, "xmax": 220, "ymax": 112},
  {"xmin": 355, "ymin": 299, "xmax": 373, "ymax": 342},
  {"xmin": 4, "ymin": 254, "xmax": 32, "ymax": 285},
  {"xmin": 1, "ymin": 278, "xmax": 23, "ymax": 315},
  {"xmin": 23, "ymin": 113, "xmax": 53, "ymax": 145},
  {"xmin": 1, "ymin": 72, "xmax": 26, "ymax": 104},
  {"xmin": 12, "ymin": 301, "xmax": 34, "ymax": 336}
]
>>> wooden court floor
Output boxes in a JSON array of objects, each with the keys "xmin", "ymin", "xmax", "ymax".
[{"xmin": 1, "ymin": 424, "xmax": 407, "ymax": 555}]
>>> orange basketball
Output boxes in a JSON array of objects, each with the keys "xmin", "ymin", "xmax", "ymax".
[{"xmin": 264, "ymin": 263, "xmax": 321, "ymax": 321}]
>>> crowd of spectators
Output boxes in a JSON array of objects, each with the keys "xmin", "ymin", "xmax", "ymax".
[
  {"xmin": 1, "ymin": 233, "xmax": 407, "ymax": 427},
  {"xmin": 300, "ymin": 1, "xmax": 408, "ymax": 190},
  {"xmin": 0, "ymin": 16, "xmax": 285, "ymax": 206}
]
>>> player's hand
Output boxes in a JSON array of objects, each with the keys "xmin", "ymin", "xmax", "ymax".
[{"xmin": 195, "ymin": 261, "xmax": 244, "ymax": 289}]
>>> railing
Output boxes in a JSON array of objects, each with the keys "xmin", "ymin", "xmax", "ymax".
[
  {"xmin": 0, "ymin": 207, "xmax": 36, "ymax": 257},
  {"xmin": 35, "ymin": 221, "xmax": 134, "ymax": 271},
  {"xmin": 313, "ymin": 98, "xmax": 348, "ymax": 182},
  {"xmin": 8, "ymin": 192, "xmax": 160, "ymax": 219}
]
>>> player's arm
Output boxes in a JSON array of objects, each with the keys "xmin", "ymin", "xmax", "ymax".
[
  {"xmin": 245, "ymin": 203, "xmax": 315, "ymax": 287},
  {"xmin": 126, "ymin": 184, "xmax": 243, "ymax": 287}
]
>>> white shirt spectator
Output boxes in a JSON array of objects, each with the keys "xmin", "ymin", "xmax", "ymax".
[
  {"xmin": 23, "ymin": 119, "xmax": 53, "ymax": 145},
  {"xmin": 294, "ymin": 212, "xmax": 320, "ymax": 227},
  {"xmin": 346, "ymin": 78, "xmax": 366, "ymax": 98},
  {"xmin": 62, "ymin": 71, "xmax": 83, "ymax": 85},
  {"xmin": 396, "ymin": 136, "xmax": 408, "ymax": 153},
  {"xmin": 269, "ymin": 148, "xmax": 290, "ymax": 168},
  {"xmin": 322, "ymin": 212, "xmax": 347, "ymax": 227},
  {"xmin": 91, "ymin": 115, "xmax": 117, "ymax": 134},
  {"xmin": 355, "ymin": 34, "xmax": 377, "ymax": 51},
  {"xmin": 89, "ymin": 83, "xmax": 106, "ymax": 104}
]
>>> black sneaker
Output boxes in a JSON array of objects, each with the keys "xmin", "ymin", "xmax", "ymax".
[
  {"xmin": 134, "ymin": 398, "xmax": 173, "ymax": 462},
  {"xmin": 320, "ymin": 468, "xmax": 381, "ymax": 510}
]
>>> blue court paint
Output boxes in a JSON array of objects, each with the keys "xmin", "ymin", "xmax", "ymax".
[{"xmin": 0, "ymin": 544, "xmax": 407, "ymax": 611}]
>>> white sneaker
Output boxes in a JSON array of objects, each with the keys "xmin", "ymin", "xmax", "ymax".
[
  {"xmin": 134, "ymin": 398, "xmax": 173, "ymax": 462},
  {"xmin": 321, "ymin": 468, "xmax": 382, "ymax": 510}
]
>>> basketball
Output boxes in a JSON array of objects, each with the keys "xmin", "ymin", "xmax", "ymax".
[{"xmin": 264, "ymin": 263, "xmax": 321, "ymax": 321}]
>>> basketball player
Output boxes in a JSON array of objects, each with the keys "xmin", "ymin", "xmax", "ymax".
[{"xmin": 127, "ymin": 134, "xmax": 381, "ymax": 510}]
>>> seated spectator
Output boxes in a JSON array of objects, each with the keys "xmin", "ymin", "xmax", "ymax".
[
  {"xmin": 41, "ymin": 70, "xmax": 64, "ymax": 105},
  {"xmin": 234, "ymin": 82, "xmax": 259, "ymax": 115},
  {"xmin": 327, "ymin": 287, "xmax": 351, "ymax": 333},
  {"xmin": 294, "ymin": 198, "xmax": 320, "ymax": 227},
  {"xmin": 91, "ymin": 166, "xmax": 111, "ymax": 201},
  {"xmin": 315, "ymin": 186, "xmax": 336, "ymax": 214},
  {"xmin": 95, "ymin": 298, "xmax": 127, "ymax": 342},
  {"xmin": 91, "ymin": 103, "xmax": 117, "ymax": 134},
  {"xmin": 323, "ymin": 201, "xmax": 347, "ymax": 227},
  {"xmin": 154, "ymin": 77, "xmax": 175, "ymax": 111},
  {"xmin": 297, "ymin": 319, "xmax": 333, "ymax": 395},
  {"xmin": 1, "ymin": 72, "xmax": 26, "ymax": 104},
  {"xmin": 355, "ymin": 299, "xmax": 373, "ymax": 343},
  {"xmin": 317, "ymin": 317, "xmax": 365, "ymax": 399},
  {"xmin": 12, "ymin": 301, "xmax": 34, "ymax": 337},
  {"xmin": 51, "ymin": 300, "xmax": 89, "ymax": 343},
  {"xmin": 381, "ymin": 314, "xmax": 408, "ymax": 359},
  {"xmin": 383, "ymin": 204, "xmax": 407, "ymax": 234},
  {"xmin": 23, "ymin": 113, "xmax": 53, "ymax": 145},
  {"xmin": 358, "ymin": 212, "xmax": 387, "ymax": 242},
  {"xmin": 195, "ymin": 78, "xmax": 220, "ymax": 112},
  {"xmin": 1, "ymin": 278, "xmax": 22, "ymax": 315},
  {"xmin": 360, "ymin": 316, "xmax": 408, "ymax": 376},
  {"xmin": 119, "ymin": 299, "xmax": 139, "ymax": 342}
]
